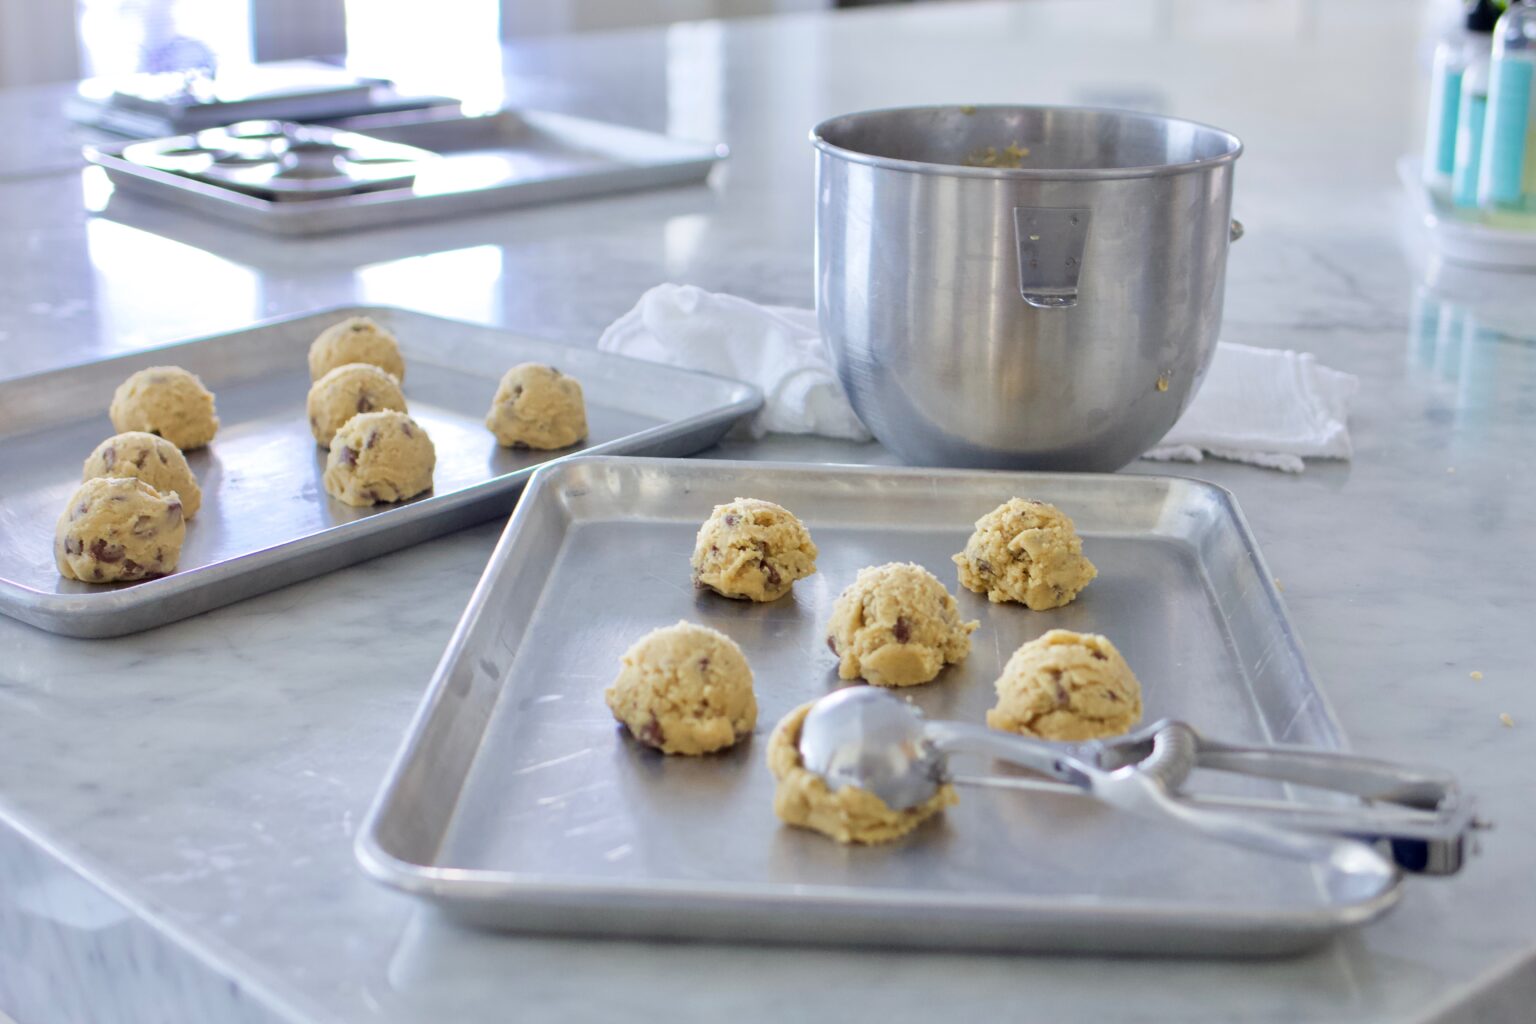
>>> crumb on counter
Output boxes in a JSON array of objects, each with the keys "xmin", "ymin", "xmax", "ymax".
[
  {"xmin": 1471, "ymin": 670, "xmax": 1484, "ymax": 681},
  {"xmin": 1500, "ymin": 712, "xmax": 1514, "ymax": 728},
  {"xmin": 1156, "ymin": 374, "xmax": 1171, "ymax": 392}
]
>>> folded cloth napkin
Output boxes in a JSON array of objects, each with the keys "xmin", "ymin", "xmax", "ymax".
[
  {"xmin": 597, "ymin": 284, "xmax": 871, "ymax": 441},
  {"xmin": 1141, "ymin": 344, "xmax": 1358, "ymax": 473},
  {"xmin": 599, "ymin": 284, "xmax": 1357, "ymax": 472}
]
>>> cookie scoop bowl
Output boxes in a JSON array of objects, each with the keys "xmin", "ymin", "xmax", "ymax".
[
  {"xmin": 813, "ymin": 105, "xmax": 1244, "ymax": 471},
  {"xmin": 795, "ymin": 687, "xmax": 1471, "ymax": 879}
]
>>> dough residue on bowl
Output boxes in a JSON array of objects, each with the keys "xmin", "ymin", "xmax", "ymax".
[{"xmin": 963, "ymin": 142, "xmax": 1031, "ymax": 168}]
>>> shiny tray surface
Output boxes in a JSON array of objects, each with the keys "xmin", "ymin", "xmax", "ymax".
[
  {"xmin": 0, "ymin": 313, "xmax": 758, "ymax": 638},
  {"xmin": 121, "ymin": 121, "xmax": 435, "ymax": 201},
  {"xmin": 358, "ymin": 457, "xmax": 1398, "ymax": 956}
]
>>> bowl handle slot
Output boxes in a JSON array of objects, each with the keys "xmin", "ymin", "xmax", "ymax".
[{"xmin": 1013, "ymin": 207, "xmax": 1089, "ymax": 309}]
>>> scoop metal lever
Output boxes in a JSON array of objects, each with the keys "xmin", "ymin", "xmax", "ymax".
[{"xmin": 798, "ymin": 688, "xmax": 1476, "ymax": 876}]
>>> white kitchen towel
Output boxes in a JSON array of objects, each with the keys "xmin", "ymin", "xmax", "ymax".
[
  {"xmin": 597, "ymin": 284, "xmax": 871, "ymax": 441},
  {"xmin": 599, "ymin": 284, "xmax": 1357, "ymax": 471},
  {"xmin": 1141, "ymin": 344, "xmax": 1358, "ymax": 473}
]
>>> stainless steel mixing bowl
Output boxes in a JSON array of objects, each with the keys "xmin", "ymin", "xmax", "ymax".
[{"xmin": 812, "ymin": 105, "xmax": 1243, "ymax": 471}]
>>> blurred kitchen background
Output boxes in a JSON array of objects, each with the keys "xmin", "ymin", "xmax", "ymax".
[
  {"xmin": 0, "ymin": 0, "xmax": 1479, "ymax": 120},
  {"xmin": 3, "ymin": 1, "xmax": 895, "ymax": 88},
  {"xmin": 4, "ymin": 0, "xmax": 1403, "ymax": 91},
  {"xmin": 6, "ymin": 0, "xmax": 1525, "ymax": 369}
]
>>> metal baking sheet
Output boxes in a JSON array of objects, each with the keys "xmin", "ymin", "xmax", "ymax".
[
  {"xmin": 84, "ymin": 109, "xmax": 727, "ymax": 236},
  {"xmin": 357, "ymin": 456, "xmax": 1399, "ymax": 956},
  {"xmin": 93, "ymin": 60, "xmax": 388, "ymax": 129},
  {"xmin": 0, "ymin": 312, "xmax": 759, "ymax": 639}
]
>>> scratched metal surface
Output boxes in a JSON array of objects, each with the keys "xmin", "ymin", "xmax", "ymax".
[
  {"xmin": 0, "ymin": 310, "xmax": 758, "ymax": 637},
  {"xmin": 359, "ymin": 456, "xmax": 1398, "ymax": 955}
]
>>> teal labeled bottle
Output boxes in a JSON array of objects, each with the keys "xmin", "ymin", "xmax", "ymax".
[
  {"xmin": 1453, "ymin": 59, "xmax": 1492, "ymax": 206},
  {"xmin": 1477, "ymin": 0, "xmax": 1536, "ymax": 213},
  {"xmin": 1426, "ymin": 0, "xmax": 1501, "ymax": 192}
]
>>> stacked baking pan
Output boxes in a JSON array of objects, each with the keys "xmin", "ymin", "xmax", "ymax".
[{"xmin": 85, "ymin": 107, "xmax": 728, "ymax": 235}]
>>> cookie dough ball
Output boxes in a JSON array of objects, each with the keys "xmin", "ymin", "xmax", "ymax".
[
  {"xmin": 768, "ymin": 700, "xmax": 957, "ymax": 844},
  {"xmin": 987, "ymin": 630, "xmax": 1143, "ymax": 741},
  {"xmin": 81, "ymin": 432, "xmax": 202, "ymax": 519},
  {"xmin": 691, "ymin": 498, "xmax": 817, "ymax": 602},
  {"xmin": 306, "ymin": 363, "xmax": 407, "ymax": 448},
  {"xmin": 484, "ymin": 363, "xmax": 587, "ymax": 450},
  {"xmin": 55, "ymin": 477, "xmax": 186, "ymax": 583},
  {"xmin": 308, "ymin": 316, "xmax": 405, "ymax": 382},
  {"xmin": 826, "ymin": 562, "xmax": 977, "ymax": 687},
  {"xmin": 322, "ymin": 410, "xmax": 435, "ymax": 507},
  {"xmin": 108, "ymin": 366, "xmax": 219, "ymax": 451},
  {"xmin": 604, "ymin": 621, "xmax": 757, "ymax": 756},
  {"xmin": 954, "ymin": 498, "xmax": 1097, "ymax": 610}
]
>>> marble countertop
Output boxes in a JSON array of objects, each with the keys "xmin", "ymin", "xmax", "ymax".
[{"xmin": 3, "ymin": 1, "xmax": 1535, "ymax": 1021}]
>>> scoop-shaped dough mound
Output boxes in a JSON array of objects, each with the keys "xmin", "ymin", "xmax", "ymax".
[
  {"xmin": 322, "ymin": 410, "xmax": 435, "ymax": 507},
  {"xmin": 953, "ymin": 497, "xmax": 1097, "ymax": 610},
  {"xmin": 306, "ymin": 363, "xmax": 407, "ymax": 448},
  {"xmin": 826, "ymin": 562, "xmax": 977, "ymax": 687},
  {"xmin": 691, "ymin": 497, "xmax": 817, "ymax": 602},
  {"xmin": 308, "ymin": 316, "xmax": 406, "ymax": 382},
  {"xmin": 55, "ymin": 477, "xmax": 186, "ymax": 583},
  {"xmin": 108, "ymin": 366, "xmax": 219, "ymax": 450},
  {"xmin": 768, "ymin": 700, "xmax": 957, "ymax": 844},
  {"xmin": 484, "ymin": 363, "xmax": 587, "ymax": 450},
  {"xmin": 81, "ymin": 431, "xmax": 202, "ymax": 518},
  {"xmin": 604, "ymin": 621, "xmax": 757, "ymax": 756},
  {"xmin": 987, "ymin": 629, "xmax": 1143, "ymax": 741}
]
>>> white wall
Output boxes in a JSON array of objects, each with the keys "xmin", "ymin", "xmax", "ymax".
[
  {"xmin": 0, "ymin": 0, "xmax": 79, "ymax": 86},
  {"xmin": 501, "ymin": 0, "xmax": 832, "ymax": 37}
]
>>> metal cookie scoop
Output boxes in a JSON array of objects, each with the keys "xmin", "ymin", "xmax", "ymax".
[{"xmin": 798, "ymin": 688, "xmax": 1478, "ymax": 876}]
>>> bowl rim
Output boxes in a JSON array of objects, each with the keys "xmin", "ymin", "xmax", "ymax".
[{"xmin": 809, "ymin": 104, "xmax": 1244, "ymax": 181}]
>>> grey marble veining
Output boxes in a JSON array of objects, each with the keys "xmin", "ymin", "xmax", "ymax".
[
  {"xmin": 0, "ymin": 814, "xmax": 304, "ymax": 1024},
  {"xmin": 1, "ymin": 1, "xmax": 1535, "ymax": 1021}
]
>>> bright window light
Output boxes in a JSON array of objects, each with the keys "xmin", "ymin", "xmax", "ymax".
[
  {"xmin": 78, "ymin": 0, "xmax": 253, "ymax": 78},
  {"xmin": 344, "ymin": 0, "xmax": 504, "ymax": 113}
]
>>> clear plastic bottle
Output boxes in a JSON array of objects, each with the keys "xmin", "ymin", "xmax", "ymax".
[
  {"xmin": 1425, "ymin": 0, "xmax": 1501, "ymax": 190},
  {"xmin": 1477, "ymin": 0, "xmax": 1536, "ymax": 213}
]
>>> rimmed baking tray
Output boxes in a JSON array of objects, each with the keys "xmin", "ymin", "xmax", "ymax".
[
  {"xmin": 356, "ymin": 456, "xmax": 1400, "ymax": 956},
  {"xmin": 0, "ymin": 312, "xmax": 759, "ymax": 639},
  {"xmin": 84, "ymin": 109, "xmax": 728, "ymax": 236}
]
